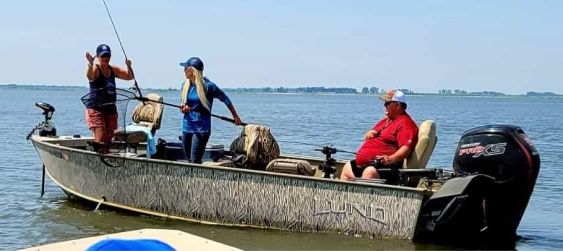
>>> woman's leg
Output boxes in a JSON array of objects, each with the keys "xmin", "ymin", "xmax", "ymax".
[
  {"xmin": 182, "ymin": 132, "xmax": 194, "ymax": 161},
  {"xmin": 86, "ymin": 109, "xmax": 105, "ymax": 143},
  {"xmin": 104, "ymin": 113, "xmax": 118, "ymax": 144},
  {"xmin": 91, "ymin": 127, "xmax": 105, "ymax": 142},
  {"xmin": 191, "ymin": 132, "xmax": 211, "ymax": 164}
]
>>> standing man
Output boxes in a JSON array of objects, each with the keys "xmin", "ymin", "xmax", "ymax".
[
  {"xmin": 84, "ymin": 44, "xmax": 134, "ymax": 152},
  {"xmin": 340, "ymin": 90, "xmax": 419, "ymax": 181}
]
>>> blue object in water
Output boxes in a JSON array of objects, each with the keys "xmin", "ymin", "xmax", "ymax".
[{"xmin": 86, "ymin": 238, "xmax": 175, "ymax": 251}]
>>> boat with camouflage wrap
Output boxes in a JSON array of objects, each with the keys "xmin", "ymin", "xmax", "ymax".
[{"xmin": 29, "ymin": 99, "xmax": 540, "ymax": 242}]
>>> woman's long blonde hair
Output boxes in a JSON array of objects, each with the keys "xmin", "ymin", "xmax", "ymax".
[{"xmin": 180, "ymin": 67, "xmax": 210, "ymax": 111}]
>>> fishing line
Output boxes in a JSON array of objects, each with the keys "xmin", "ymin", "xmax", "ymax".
[
  {"xmin": 101, "ymin": 0, "xmax": 144, "ymax": 101},
  {"xmin": 101, "ymin": 1, "xmax": 247, "ymax": 128}
]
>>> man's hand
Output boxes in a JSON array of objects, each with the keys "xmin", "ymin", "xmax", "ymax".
[
  {"xmin": 180, "ymin": 104, "xmax": 191, "ymax": 113},
  {"xmin": 378, "ymin": 155, "xmax": 398, "ymax": 166},
  {"xmin": 125, "ymin": 59, "xmax": 132, "ymax": 67},
  {"xmin": 86, "ymin": 52, "xmax": 95, "ymax": 65},
  {"xmin": 364, "ymin": 130, "xmax": 379, "ymax": 140}
]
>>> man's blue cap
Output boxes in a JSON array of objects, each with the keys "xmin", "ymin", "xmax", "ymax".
[
  {"xmin": 179, "ymin": 57, "xmax": 204, "ymax": 71},
  {"xmin": 96, "ymin": 44, "xmax": 111, "ymax": 57}
]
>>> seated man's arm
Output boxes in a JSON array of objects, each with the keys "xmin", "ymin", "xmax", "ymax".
[
  {"xmin": 382, "ymin": 145, "xmax": 411, "ymax": 165},
  {"xmin": 382, "ymin": 121, "xmax": 418, "ymax": 165}
]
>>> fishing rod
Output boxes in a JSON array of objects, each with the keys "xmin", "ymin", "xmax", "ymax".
[
  {"xmin": 100, "ymin": 1, "xmax": 245, "ymax": 127},
  {"xmin": 134, "ymin": 96, "xmax": 248, "ymax": 126},
  {"xmin": 101, "ymin": 0, "xmax": 144, "ymax": 103},
  {"xmin": 276, "ymin": 140, "xmax": 328, "ymax": 148},
  {"xmin": 277, "ymin": 140, "xmax": 365, "ymax": 157},
  {"xmin": 277, "ymin": 139, "xmax": 392, "ymax": 167}
]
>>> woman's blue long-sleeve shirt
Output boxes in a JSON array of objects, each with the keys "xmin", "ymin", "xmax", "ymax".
[{"xmin": 182, "ymin": 78, "xmax": 232, "ymax": 133}]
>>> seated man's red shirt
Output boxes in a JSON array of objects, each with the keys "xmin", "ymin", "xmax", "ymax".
[{"xmin": 355, "ymin": 113, "xmax": 418, "ymax": 166}]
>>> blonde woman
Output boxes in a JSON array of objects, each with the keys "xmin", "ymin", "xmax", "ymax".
[{"xmin": 179, "ymin": 57, "xmax": 242, "ymax": 163}]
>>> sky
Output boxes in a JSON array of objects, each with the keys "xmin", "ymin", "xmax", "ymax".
[{"xmin": 1, "ymin": 0, "xmax": 562, "ymax": 94}]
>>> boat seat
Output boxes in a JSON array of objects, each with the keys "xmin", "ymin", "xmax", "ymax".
[
  {"xmin": 130, "ymin": 93, "xmax": 164, "ymax": 136},
  {"xmin": 403, "ymin": 120, "xmax": 437, "ymax": 169},
  {"xmin": 113, "ymin": 93, "xmax": 164, "ymax": 156}
]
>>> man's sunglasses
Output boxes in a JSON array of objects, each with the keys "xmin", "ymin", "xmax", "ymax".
[
  {"xmin": 384, "ymin": 101, "xmax": 395, "ymax": 107},
  {"xmin": 99, "ymin": 54, "xmax": 111, "ymax": 59}
]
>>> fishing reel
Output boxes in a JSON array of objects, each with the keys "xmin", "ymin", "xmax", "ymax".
[
  {"xmin": 26, "ymin": 102, "xmax": 57, "ymax": 140},
  {"xmin": 314, "ymin": 146, "xmax": 339, "ymax": 178}
]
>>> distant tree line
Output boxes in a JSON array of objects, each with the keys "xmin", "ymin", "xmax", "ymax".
[
  {"xmin": 526, "ymin": 91, "xmax": 561, "ymax": 97},
  {"xmin": 224, "ymin": 86, "xmax": 358, "ymax": 94},
  {"xmin": 224, "ymin": 86, "xmax": 417, "ymax": 95},
  {"xmin": 1, "ymin": 84, "xmax": 561, "ymax": 97},
  {"xmin": 438, "ymin": 89, "xmax": 506, "ymax": 96}
]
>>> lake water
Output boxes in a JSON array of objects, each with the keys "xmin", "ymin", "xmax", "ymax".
[{"xmin": 1, "ymin": 86, "xmax": 562, "ymax": 250}]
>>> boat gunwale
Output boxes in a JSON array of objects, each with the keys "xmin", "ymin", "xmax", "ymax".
[{"xmin": 31, "ymin": 135, "xmax": 427, "ymax": 193}]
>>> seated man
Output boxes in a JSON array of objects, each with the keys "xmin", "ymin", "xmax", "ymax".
[{"xmin": 340, "ymin": 90, "xmax": 418, "ymax": 181}]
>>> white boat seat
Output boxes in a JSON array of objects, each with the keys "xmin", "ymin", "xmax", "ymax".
[{"xmin": 403, "ymin": 120, "xmax": 437, "ymax": 169}]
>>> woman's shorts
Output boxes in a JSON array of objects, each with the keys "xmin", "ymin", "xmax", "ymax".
[{"xmin": 85, "ymin": 109, "xmax": 118, "ymax": 131}]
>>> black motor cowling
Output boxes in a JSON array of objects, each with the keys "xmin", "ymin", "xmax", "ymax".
[
  {"xmin": 418, "ymin": 125, "xmax": 540, "ymax": 243},
  {"xmin": 454, "ymin": 124, "xmax": 539, "ymax": 182}
]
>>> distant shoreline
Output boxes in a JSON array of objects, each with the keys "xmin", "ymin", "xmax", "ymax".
[{"xmin": 1, "ymin": 83, "xmax": 561, "ymax": 98}]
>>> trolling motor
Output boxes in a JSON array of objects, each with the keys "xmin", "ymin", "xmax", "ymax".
[{"xmin": 26, "ymin": 102, "xmax": 57, "ymax": 140}]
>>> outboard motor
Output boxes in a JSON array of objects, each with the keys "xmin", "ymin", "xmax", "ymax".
[
  {"xmin": 27, "ymin": 102, "xmax": 57, "ymax": 139},
  {"xmin": 418, "ymin": 125, "xmax": 540, "ymax": 242}
]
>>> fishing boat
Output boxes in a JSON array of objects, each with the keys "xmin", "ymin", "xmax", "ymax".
[{"xmin": 28, "ymin": 95, "xmax": 540, "ymax": 243}]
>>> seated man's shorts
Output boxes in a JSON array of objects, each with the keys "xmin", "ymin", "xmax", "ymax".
[{"xmin": 350, "ymin": 159, "xmax": 402, "ymax": 178}]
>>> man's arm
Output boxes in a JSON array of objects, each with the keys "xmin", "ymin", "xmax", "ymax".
[
  {"xmin": 382, "ymin": 145, "xmax": 412, "ymax": 165},
  {"xmin": 382, "ymin": 118, "xmax": 418, "ymax": 165}
]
